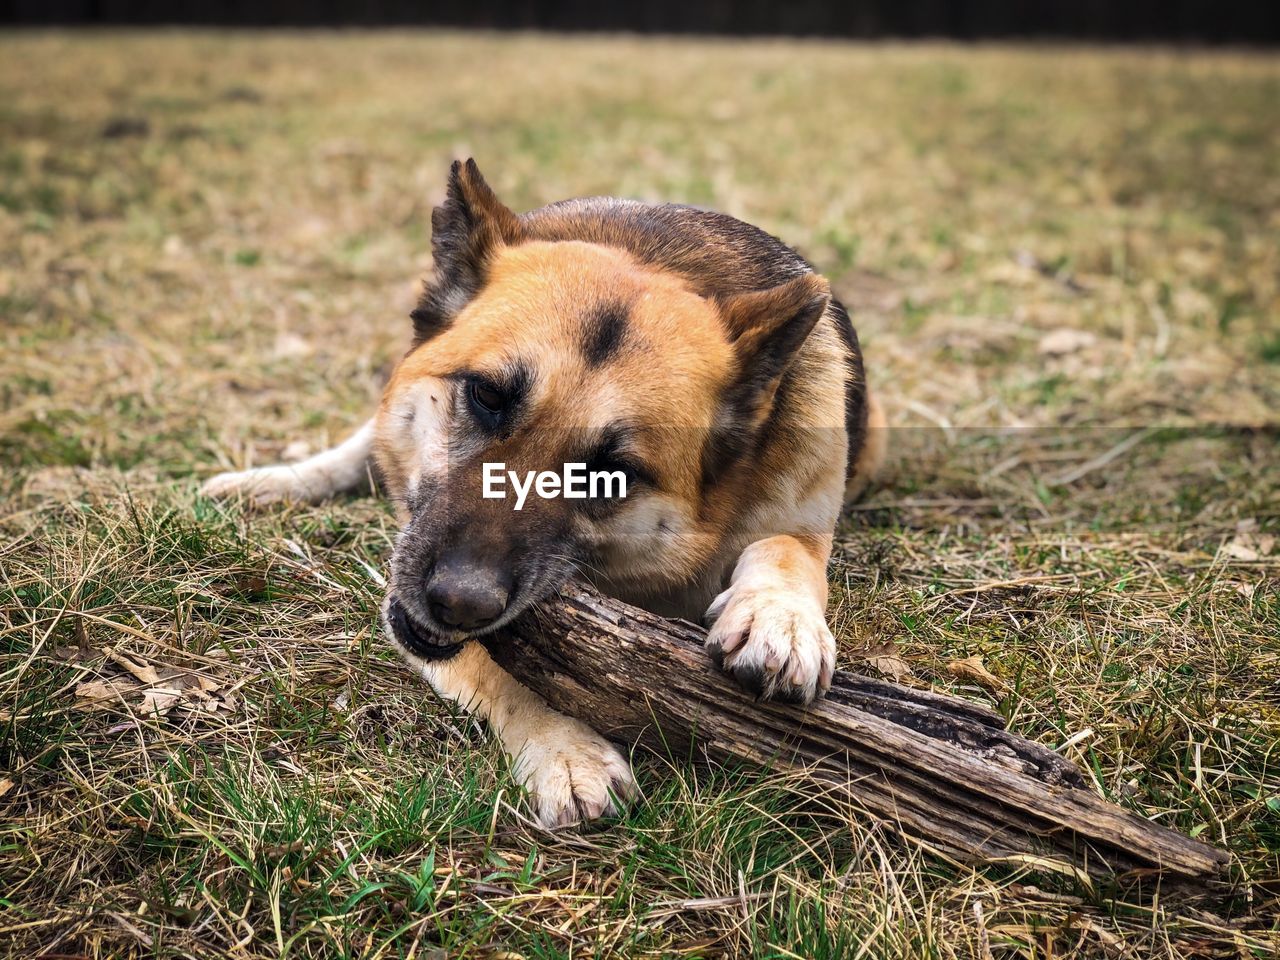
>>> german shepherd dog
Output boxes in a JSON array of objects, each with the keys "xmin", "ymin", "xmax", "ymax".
[{"xmin": 203, "ymin": 161, "xmax": 886, "ymax": 826}]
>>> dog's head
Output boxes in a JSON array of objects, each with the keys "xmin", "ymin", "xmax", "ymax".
[{"xmin": 375, "ymin": 161, "xmax": 829, "ymax": 657}]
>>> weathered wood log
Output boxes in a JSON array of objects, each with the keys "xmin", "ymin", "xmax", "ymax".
[{"xmin": 483, "ymin": 583, "xmax": 1228, "ymax": 881}]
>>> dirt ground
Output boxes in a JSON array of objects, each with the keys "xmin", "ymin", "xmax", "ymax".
[{"xmin": 1, "ymin": 31, "xmax": 1277, "ymax": 959}]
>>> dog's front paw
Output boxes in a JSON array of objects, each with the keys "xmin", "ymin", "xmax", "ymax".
[
  {"xmin": 513, "ymin": 717, "xmax": 636, "ymax": 828},
  {"xmin": 200, "ymin": 466, "xmax": 308, "ymax": 505},
  {"xmin": 704, "ymin": 585, "xmax": 835, "ymax": 704}
]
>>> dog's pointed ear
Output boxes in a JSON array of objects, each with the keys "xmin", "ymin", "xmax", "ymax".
[
  {"xmin": 700, "ymin": 274, "xmax": 831, "ymax": 488},
  {"xmin": 719, "ymin": 273, "xmax": 831, "ymax": 399},
  {"xmin": 412, "ymin": 159, "xmax": 522, "ymax": 341}
]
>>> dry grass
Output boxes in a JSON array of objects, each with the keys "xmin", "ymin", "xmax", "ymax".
[{"xmin": 1, "ymin": 30, "xmax": 1278, "ymax": 959}]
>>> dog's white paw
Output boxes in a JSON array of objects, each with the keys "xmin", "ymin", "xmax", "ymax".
[
  {"xmin": 200, "ymin": 466, "xmax": 311, "ymax": 505},
  {"xmin": 704, "ymin": 584, "xmax": 835, "ymax": 704},
  {"xmin": 513, "ymin": 717, "xmax": 636, "ymax": 828}
]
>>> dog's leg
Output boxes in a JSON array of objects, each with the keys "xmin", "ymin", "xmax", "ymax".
[
  {"xmin": 395, "ymin": 638, "xmax": 636, "ymax": 827},
  {"xmin": 704, "ymin": 533, "xmax": 836, "ymax": 704},
  {"xmin": 201, "ymin": 420, "xmax": 375, "ymax": 505}
]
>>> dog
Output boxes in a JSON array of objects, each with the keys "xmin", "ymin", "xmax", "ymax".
[{"xmin": 202, "ymin": 160, "xmax": 886, "ymax": 826}]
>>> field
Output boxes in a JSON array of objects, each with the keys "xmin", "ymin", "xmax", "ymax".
[{"xmin": 1, "ymin": 31, "xmax": 1278, "ymax": 959}]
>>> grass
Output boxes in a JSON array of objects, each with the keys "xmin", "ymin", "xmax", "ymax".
[{"xmin": 1, "ymin": 30, "xmax": 1278, "ymax": 959}]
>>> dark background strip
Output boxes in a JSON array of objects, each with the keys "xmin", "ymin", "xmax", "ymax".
[{"xmin": 4, "ymin": 0, "xmax": 1280, "ymax": 44}]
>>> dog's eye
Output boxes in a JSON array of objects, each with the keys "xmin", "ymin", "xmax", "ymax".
[{"xmin": 468, "ymin": 380, "xmax": 507, "ymax": 418}]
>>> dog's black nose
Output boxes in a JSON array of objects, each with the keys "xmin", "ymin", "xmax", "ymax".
[{"xmin": 425, "ymin": 555, "xmax": 510, "ymax": 631}]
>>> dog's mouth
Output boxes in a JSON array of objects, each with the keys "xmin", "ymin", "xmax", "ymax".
[
  {"xmin": 384, "ymin": 554, "xmax": 579, "ymax": 661},
  {"xmin": 386, "ymin": 598, "xmax": 465, "ymax": 661}
]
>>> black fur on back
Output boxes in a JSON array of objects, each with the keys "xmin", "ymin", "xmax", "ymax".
[{"xmin": 522, "ymin": 198, "xmax": 813, "ymax": 296}]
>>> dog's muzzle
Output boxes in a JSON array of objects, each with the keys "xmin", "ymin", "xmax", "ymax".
[{"xmin": 387, "ymin": 597, "xmax": 464, "ymax": 661}]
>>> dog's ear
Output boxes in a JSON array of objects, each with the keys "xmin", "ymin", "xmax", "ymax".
[
  {"xmin": 411, "ymin": 159, "xmax": 522, "ymax": 341},
  {"xmin": 700, "ymin": 274, "xmax": 830, "ymax": 487},
  {"xmin": 719, "ymin": 273, "xmax": 831, "ymax": 407}
]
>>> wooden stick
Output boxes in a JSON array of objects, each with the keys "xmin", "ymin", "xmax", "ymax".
[{"xmin": 482, "ymin": 583, "xmax": 1227, "ymax": 881}]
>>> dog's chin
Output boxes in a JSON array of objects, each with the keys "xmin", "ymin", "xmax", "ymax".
[{"xmin": 385, "ymin": 598, "xmax": 466, "ymax": 661}]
